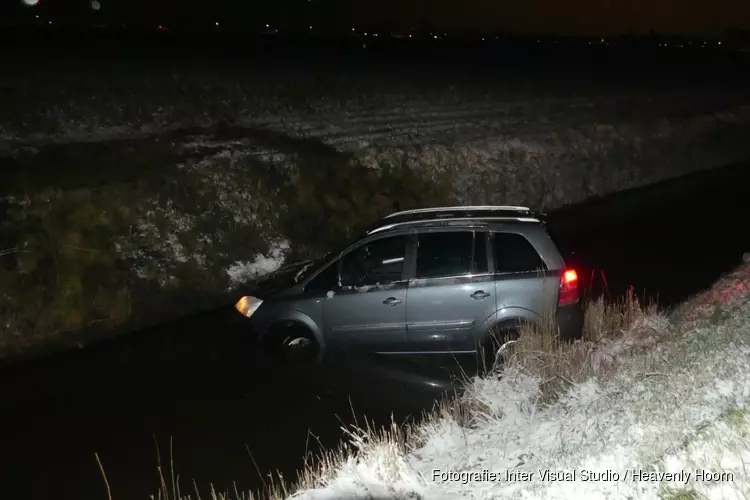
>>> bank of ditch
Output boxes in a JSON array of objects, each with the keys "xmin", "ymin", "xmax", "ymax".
[{"xmin": 1, "ymin": 96, "xmax": 750, "ymax": 363}]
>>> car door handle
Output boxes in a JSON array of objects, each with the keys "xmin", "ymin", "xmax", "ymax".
[
  {"xmin": 471, "ymin": 290, "xmax": 491, "ymax": 300},
  {"xmin": 383, "ymin": 297, "xmax": 402, "ymax": 306}
]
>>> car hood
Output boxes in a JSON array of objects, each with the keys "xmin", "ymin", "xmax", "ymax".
[{"xmin": 247, "ymin": 259, "xmax": 315, "ymax": 297}]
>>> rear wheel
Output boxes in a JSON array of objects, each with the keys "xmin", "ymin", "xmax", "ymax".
[
  {"xmin": 478, "ymin": 326, "xmax": 520, "ymax": 377},
  {"xmin": 267, "ymin": 322, "xmax": 320, "ymax": 366}
]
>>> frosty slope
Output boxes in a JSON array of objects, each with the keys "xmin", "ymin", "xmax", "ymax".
[{"xmin": 288, "ymin": 263, "xmax": 750, "ymax": 500}]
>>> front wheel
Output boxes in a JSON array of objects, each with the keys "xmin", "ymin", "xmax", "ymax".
[{"xmin": 267, "ymin": 323, "xmax": 321, "ymax": 366}]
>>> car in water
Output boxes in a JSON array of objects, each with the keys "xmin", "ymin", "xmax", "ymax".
[{"xmin": 233, "ymin": 206, "xmax": 583, "ymax": 371}]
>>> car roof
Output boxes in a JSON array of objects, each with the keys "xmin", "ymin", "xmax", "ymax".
[{"xmin": 366, "ymin": 205, "xmax": 546, "ymax": 236}]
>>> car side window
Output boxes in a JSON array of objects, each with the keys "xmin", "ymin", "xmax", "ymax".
[
  {"xmin": 492, "ymin": 232, "xmax": 547, "ymax": 273},
  {"xmin": 340, "ymin": 235, "xmax": 408, "ymax": 287},
  {"xmin": 416, "ymin": 231, "xmax": 477, "ymax": 279}
]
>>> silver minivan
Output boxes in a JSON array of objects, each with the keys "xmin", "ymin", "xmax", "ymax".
[{"xmin": 234, "ymin": 206, "xmax": 583, "ymax": 369}]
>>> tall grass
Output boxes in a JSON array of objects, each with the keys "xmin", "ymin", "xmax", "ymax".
[{"xmin": 501, "ymin": 289, "xmax": 656, "ymax": 400}]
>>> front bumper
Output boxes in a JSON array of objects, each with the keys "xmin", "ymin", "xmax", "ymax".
[
  {"xmin": 556, "ymin": 302, "xmax": 584, "ymax": 341},
  {"xmin": 226, "ymin": 307, "xmax": 264, "ymax": 344}
]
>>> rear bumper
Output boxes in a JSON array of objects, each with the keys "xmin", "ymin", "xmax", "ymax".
[{"xmin": 556, "ymin": 302, "xmax": 584, "ymax": 341}]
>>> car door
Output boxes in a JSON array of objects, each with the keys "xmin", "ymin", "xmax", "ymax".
[
  {"xmin": 318, "ymin": 233, "xmax": 410, "ymax": 353},
  {"xmin": 405, "ymin": 229, "xmax": 495, "ymax": 353}
]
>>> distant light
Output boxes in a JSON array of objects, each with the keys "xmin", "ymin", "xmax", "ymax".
[
  {"xmin": 481, "ymin": 37, "xmax": 485, "ymax": 41},
  {"xmin": 90, "ymin": 0, "xmax": 100, "ymax": 11},
  {"xmin": 409, "ymin": 34, "xmax": 412, "ymax": 38},
  {"xmin": 352, "ymin": 28, "xmax": 355, "ymax": 31},
  {"xmin": 215, "ymin": 21, "xmax": 219, "ymax": 26},
  {"xmin": 373, "ymin": 33, "xmax": 377, "ymax": 37},
  {"xmin": 265, "ymin": 24, "xmax": 269, "ymax": 28},
  {"xmin": 433, "ymin": 35, "xmax": 437, "ymax": 39},
  {"xmin": 22, "ymin": 0, "xmax": 40, "ymax": 6},
  {"xmin": 48, "ymin": 20, "xmax": 52, "ymax": 24},
  {"xmin": 309, "ymin": 25, "xmax": 312, "ymax": 29},
  {"xmin": 718, "ymin": 41, "xmax": 722, "ymax": 45},
  {"xmin": 35, "ymin": 14, "xmax": 39, "ymax": 18},
  {"xmin": 364, "ymin": 32, "xmax": 367, "ymax": 36}
]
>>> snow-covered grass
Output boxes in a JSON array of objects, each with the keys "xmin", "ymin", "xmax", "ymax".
[
  {"xmin": 35, "ymin": 100, "xmax": 750, "ymax": 290},
  {"xmin": 180, "ymin": 263, "xmax": 750, "ymax": 500}
]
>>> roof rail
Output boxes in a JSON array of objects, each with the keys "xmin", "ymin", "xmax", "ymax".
[
  {"xmin": 384, "ymin": 205, "xmax": 531, "ymax": 219},
  {"xmin": 367, "ymin": 216, "xmax": 541, "ymax": 235}
]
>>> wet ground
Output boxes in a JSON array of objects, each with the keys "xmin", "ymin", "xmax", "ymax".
[{"xmin": 0, "ymin": 160, "xmax": 749, "ymax": 500}]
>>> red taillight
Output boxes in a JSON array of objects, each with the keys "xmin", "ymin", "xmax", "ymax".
[
  {"xmin": 558, "ymin": 268, "xmax": 579, "ymax": 306},
  {"xmin": 563, "ymin": 269, "xmax": 578, "ymax": 284}
]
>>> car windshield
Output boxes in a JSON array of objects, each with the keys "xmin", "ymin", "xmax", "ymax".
[
  {"xmin": 293, "ymin": 255, "xmax": 328, "ymax": 282},
  {"xmin": 294, "ymin": 226, "xmax": 379, "ymax": 282}
]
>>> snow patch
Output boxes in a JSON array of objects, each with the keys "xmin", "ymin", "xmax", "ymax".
[
  {"xmin": 226, "ymin": 240, "xmax": 290, "ymax": 289},
  {"xmin": 291, "ymin": 433, "xmax": 433, "ymax": 500}
]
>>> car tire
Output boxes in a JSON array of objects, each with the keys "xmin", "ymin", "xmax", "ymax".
[
  {"xmin": 267, "ymin": 323, "xmax": 320, "ymax": 366},
  {"xmin": 478, "ymin": 326, "xmax": 520, "ymax": 377}
]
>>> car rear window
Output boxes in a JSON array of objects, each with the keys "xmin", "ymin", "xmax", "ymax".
[{"xmin": 491, "ymin": 232, "xmax": 547, "ymax": 273}]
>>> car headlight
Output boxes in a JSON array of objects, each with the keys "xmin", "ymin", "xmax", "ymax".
[{"xmin": 234, "ymin": 296, "xmax": 263, "ymax": 318}]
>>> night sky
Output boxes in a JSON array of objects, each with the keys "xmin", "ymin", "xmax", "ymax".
[
  {"xmin": 429, "ymin": 0, "xmax": 750, "ymax": 35},
  {"xmin": 3, "ymin": 0, "xmax": 750, "ymax": 35}
]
